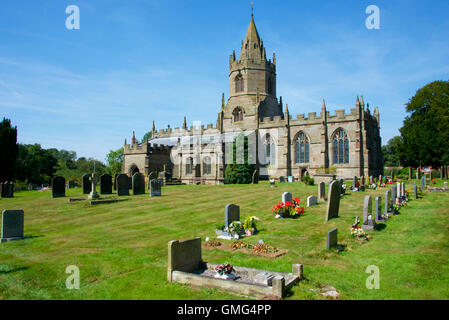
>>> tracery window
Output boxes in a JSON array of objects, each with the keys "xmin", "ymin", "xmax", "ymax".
[
  {"xmin": 235, "ymin": 74, "xmax": 244, "ymax": 92},
  {"xmin": 295, "ymin": 132, "xmax": 310, "ymax": 164},
  {"xmin": 333, "ymin": 129, "xmax": 349, "ymax": 164}
]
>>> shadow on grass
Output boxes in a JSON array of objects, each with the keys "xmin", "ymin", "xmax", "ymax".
[
  {"xmin": 0, "ymin": 266, "xmax": 28, "ymax": 275},
  {"xmin": 375, "ymin": 223, "xmax": 387, "ymax": 231}
]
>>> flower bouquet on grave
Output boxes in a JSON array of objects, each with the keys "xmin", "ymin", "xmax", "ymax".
[
  {"xmin": 351, "ymin": 218, "xmax": 367, "ymax": 239},
  {"xmin": 243, "ymin": 216, "xmax": 259, "ymax": 236},
  {"xmin": 431, "ymin": 178, "xmax": 437, "ymax": 185},
  {"xmin": 226, "ymin": 221, "xmax": 244, "ymax": 239},
  {"xmin": 272, "ymin": 198, "xmax": 304, "ymax": 219},
  {"xmin": 215, "ymin": 263, "xmax": 236, "ymax": 280}
]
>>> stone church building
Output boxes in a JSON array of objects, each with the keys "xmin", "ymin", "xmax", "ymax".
[{"xmin": 123, "ymin": 14, "xmax": 382, "ymax": 184}]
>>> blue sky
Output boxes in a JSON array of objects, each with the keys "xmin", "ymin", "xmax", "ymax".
[{"xmin": 1, "ymin": 0, "xmax": 448, "ymax": 162}]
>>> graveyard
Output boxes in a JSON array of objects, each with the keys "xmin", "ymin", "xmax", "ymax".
[{"xmin": 1, "ymin": 179, "xmax": 448, "ymax": 300}]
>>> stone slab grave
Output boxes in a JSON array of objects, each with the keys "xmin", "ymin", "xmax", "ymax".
[
  {"xmin": 385, "ymin": 189, "xmax": 392, "ymax": 215},
  {"xmin": 52, "ymin": 176, "xmax": 66, "ymax": 198},
  {"xmin": 326, "ymin": 228, "xmax": 338, "ymax": 250},
  {"xmin": 375, "ymin": 196, "xmax": 385, "ymax": 222},
  {"xmin": 82, "ymin": 173, "xmax": 92, "ymax": 194},
  {"xmin": 318, "ymin": 182, "xmax": 326, "ymax": 202},
  {"xmin": 100, "ymin": 174, "xmax": 112, "ymax": 195},
  {"xmin": 325, "ymin": 180, "xmax": 340, "ymax": 221},
  {"xmin": 167, "ymin": 237, "xmax": 301, "ymax": 299},
  {"xmin": 132, "ymin": 172, "xmax": 145, "ymax": 195},
  {"xmin": 282, "ymin": 192, "xmax": 292, "ymax": 204},
  {"xmin": 427, "ymin": 187, "xmax": 449, "ymax": 193},
  {"xmin": 362, "ymin": 195, "xmax": 375, "ymax": 231},
  {"xmin": 0, "ymin": 181, "xmax": 14, "ymax": 198},
  {"xmin": 116, "ymin": 174, "xmax": 130, "ymax": 196},
  {"xmin": 1, "ymin": 210, "xmax": 24, "ymax": 243},
  {"xmin": 307, "ymin": 195, "xmax": 317, "ymax": 207},
  {"xmin": 215, "ymin": 204, "xmax": 243, "ymax": 240},
  {"xmin": 392, "ymin": 185, "xmax": 397, "ymax": 204},
  {"xmin": 150, "ymin": 179, "xmax": 162, "ymax": 197},
  {"xmin": 313, "ymin": 174, "xmax": 336, "ymax": 185}
]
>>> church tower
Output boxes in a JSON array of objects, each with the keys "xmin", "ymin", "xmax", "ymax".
[{"xmin": 221, "ymin": 13, "xmax": 282, "ymax": 131}]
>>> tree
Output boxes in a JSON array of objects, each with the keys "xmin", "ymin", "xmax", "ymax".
[
  {"xmin": 0, "ymin": 118, "xmax": 18, "ymax": 182},
  {"xmin": 142, "ymin": 131, "xmax": 152, "ymax": 142},
  {"xmin": 105, "ymin": 147, "xmax": 124, "ymax": 175},
  {"xmin": 15, "ymin": 144, "xmax": 58, "ymax": 184},
  {"xmin": 399, "ymin": 80, "xmax": 449, "ymax": 167},
  {"xmin": 381, "ymin": 136, "xmax": 403, "ymax": 167},
  {"xmin": 224, "ymin": 133, "xmax": 256, "ymax": 184}
]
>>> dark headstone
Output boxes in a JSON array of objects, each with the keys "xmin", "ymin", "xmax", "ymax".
[
  {"xmin": 282, "ymin": 192, "xmax": 292, "ymax": 204},
  {"xmin": 100, "ymin": 174, "xmax": 112, "ymax": 194},
  {"xmin": 116, "ymin": 174, "xmax": 130, "ymax": 196},
  {"xmin": 225, "ymin": 204, "xmax": 240, "ymax": 228},
  {"xmin": 132, "ymin": 172, "xmax": 145, "ymax": 195},
  {"xmin": 352, "ymin": 176, "xmax": 357, "ymax": 188},
  {"xmin": 82, "ymin": 174, "xmax": 92, "ymax": 194},
  {"xmin": 150, "ymin": 179, "xmax": 162, "ymax": 197},
  {"xmin": 318, "ymin": 182, "xmax": 326, "ymax": 201},
  {"xmin": 375, "ymin": 196, "xmax": 384, "ymax": 222},
  {"xmin": 325, "ymin": 181, "xmax": 340, "ymax": 221},
  {"xmin": 279, "ymin": 176, "xmax": 285, "ymax": 183},
  {"xmin": 326, "ymin": 228, "xmax": 338, "ymax": 250},
  {"xmin": 113, "ymin": 173, "xmax": 119, "ymax": 190},
  {"xmin": 52, "ymin": 176, "xmax": 66, "ymax": 198},
  {"xmin": 1, "ymin": 181, "xmax": 14, "ymax": 198},
  {"xmin": 1, "ymin": 210, "xmax": 24, "ymax": 242},
  {"xmin": 128, "ymin": 176, "xmax": 132, "ymax": 190},
  {"xmin": 362, "ymin": 195, "xmax": 375, "ymax": 231},
  {"xmin": 68, "ymin": 180, "xmax": 75, "ymax": 189},
  {"xmin": 385, "ymin": 189, "xmax": 392, "ymax": 215}
]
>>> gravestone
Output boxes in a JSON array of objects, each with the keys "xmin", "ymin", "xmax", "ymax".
[
  {"xmin": 339, "ymin": 179, "xmax": 345, "ymax": 195},
  {"xmin": 385, "ymin": 189, "xmax": 392, "ymax": 215},
  {"xmin": 100, "ymin": 174, "xmax": 112, "ymax": 194},
  {"xmin": 353, "ymin": 176, "xmax": 357, "ymax": 188},
  {"xmin": 113, "ymin": 173, "xmax": 119, "ymax": 190},
  {"xmin": 82, "ymin": 174, "xmax": 92, "ymax": 194},
  {"xmin": 414, "ymin": 182, "xmax": 418, "ymax": 199},
  {"xmin": 392, "ymin": 185, "xmax": 397, "ymax": 204},
  {"xmin": 68, "ymin": 180, "xmax": 75, "ymax": 189},
  {"xmin": 150, "ymin": 179, "xmax": 162, "ymax": 197},
  {"xmin": 375, "ymin": 196, "xmax": 384, "ymax": 222},
  {"xmin": 282, "ymin": 192, "xmax": 292, "ymax": 204},
  {"xmin": 421, "ymin": 176, "xmax": 425, "ymax": 191},
  {"xmin": 401, "ymin": 182, "xmax": 405, "ymax": 197},
  {"xmin": 1, "ymin": 210, "xmax": 24, "ymax": 242},
  {"xmin": 0, "ymin": 181, "xmax": 14, "ymax": 198},
  {"xmin": 224, "ymin": 204, "xmax": 240, "ymax": 228},
  {"xmin": 397, "ymin": 182, "xmax": 401, "ymax": 199},
  {"xmin": 116, "ymin": 174, "xmax": 130, "ymax": 196},
  {"xmin": 132, "ymin": 172, "xmax": 145, "ymax": 195},
  {"xmin": 269, "ymin": 179, "xmax": 275, "ymax": 187},
  {"xmin": 444, "ymin": 182, "xmax": 448, "ymax": 189},
  {"xmin": 287, "ymin": 176, "xmax": 293, "ymax": 183},
  {"xmin": 325, "ymin": 181, "xmax": 340, "ymax": 221},
  {"xmin": 318, "ymin": 182, "xmax": 326, "ymax": 201},
  {"xmin": 128, "ymin": 176, "xmax": 132, "ymax": 190},
  {"xmin": 52, "ymin": 176, "xmax": 66, "ymax": 198},
  {"xmin": 362, "ymin": 195, "xmax": 375, "ymax": 231},
  {"xmin": 279, "ymin": 176, "xmax": 285, "ymax": 183},
  {"xmin": 416, "ymin": 169, "xmax": 420, "ymax": 180},
  {"xmin": 307, "ymin": 196, "xmax": 317, "ymax": 207},
  {"xmin": 326, "ymin": 228, "xmax": 338, "ymax": 250}
]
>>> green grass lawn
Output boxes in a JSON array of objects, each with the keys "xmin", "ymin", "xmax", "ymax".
[{"xmin": 0, "ymin": 180, "xmax": 448, "ymax": 300}]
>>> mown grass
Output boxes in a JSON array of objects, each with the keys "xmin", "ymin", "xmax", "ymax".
[{"xmin": 0, "ymin": 179, "xmax": 448, "ymax": 300}]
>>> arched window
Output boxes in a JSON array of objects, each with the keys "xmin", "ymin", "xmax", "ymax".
[
  {"xmin": 203, "ymin": 156, "xmax": 211, "ymax": 175},
  {"xmin": 295, "ymin": 132, "xmax": 310, "ymax": 164},
  {"xmin": 235, "ymin": 74, "xmax": 244, "ymax": 92},
  {"xmin": 185, "ymin": 157, "xmax": 193, "ymax": 175},
  {"xmin": 267, "ymin": 77, "xmax": 273, "ymax": 95},
  {"xmin": 232, "ymin": 107, "xmax": 243, "ymax": 122},
  {"xmin": 264, "ymin": 134, "xmax": 276, "ymax": 165},
  {"xmin": 333, "ymin": 129, "xmax": 349, "ymax": 164}
]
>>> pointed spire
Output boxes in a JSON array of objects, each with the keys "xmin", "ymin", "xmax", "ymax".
[
  {"xmin": 285, "ymin": 104, "xmax": 289, "ymax": 115},
  {"xmin": 356, "ymin": 96, "xmax": 361, "ymax": 107},
  {"xmin": 322, "ymin": 99, "xmax": 326, "ymax": 110},
  {"xmin": 152, "ymin": 121, "xmax": 155, "ymax": 134},
  {"xmin": 273, "ymin": 52, "xmax": 276, "ymax": 65},
  {"xmin": 360, "ymin": 95, "xmax": 365, "ymax": 107},
  {"xmin": 124, "ymin": 138, "xmax": 127, "ymax": 146},
  {"xmin": 221, "ymin": 93, "xmax": 225, "ymax": 109},
  {"xmin": 239, "ymin": 13, "xmax": 263, "ymax": 61},
  {"xmin": 132, "ymin": 131, "xmax": 137, "ymax": 146},
  {"xmin": 183, "ymin": 116, "xmax": 187, "ymax": 130}
]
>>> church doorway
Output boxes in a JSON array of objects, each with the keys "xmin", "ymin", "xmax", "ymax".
[{"xmin": 129, "ymin": 165, "xmax": 140, "ymax": 176}]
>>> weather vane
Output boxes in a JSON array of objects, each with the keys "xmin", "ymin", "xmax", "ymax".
[{"xmin": 251, "ymin": 2, "xmax": 254, "ymax": 15}]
